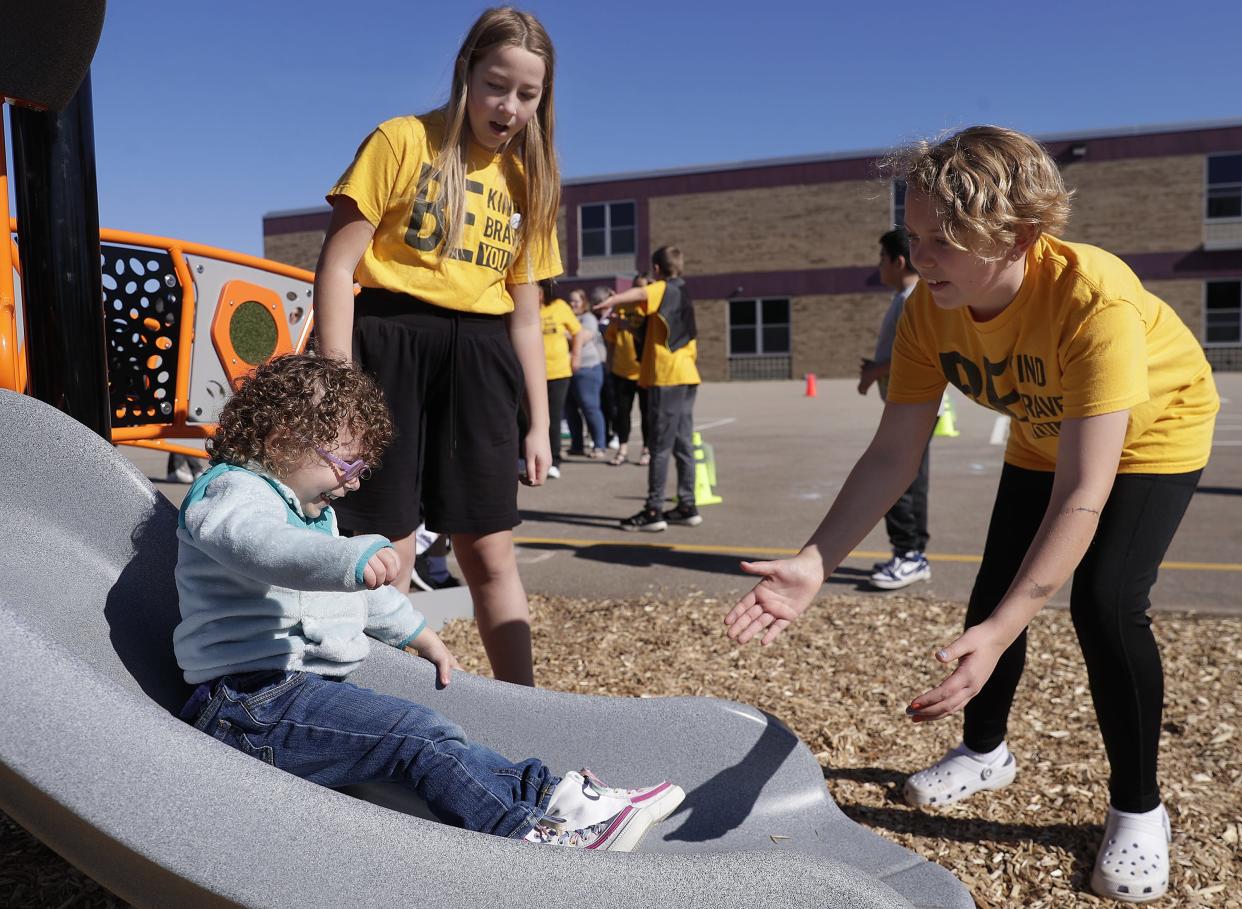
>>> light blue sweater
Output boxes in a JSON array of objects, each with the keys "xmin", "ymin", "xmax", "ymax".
[{"xmin": 173, "ymin": 463, "xmax": 426, "ymax": 685}]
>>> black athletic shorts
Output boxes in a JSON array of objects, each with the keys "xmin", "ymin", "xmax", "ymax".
[{"xmin": 331, "ymin": 287, "xmax": 524, "ymax": 538}]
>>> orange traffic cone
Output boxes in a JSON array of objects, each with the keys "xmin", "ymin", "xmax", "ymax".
[{"xmin": 805, "ymin": 373, "xmax": 817, "ymax": 397}]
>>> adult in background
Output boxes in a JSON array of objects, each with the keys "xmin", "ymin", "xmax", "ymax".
[{"xmin": 565, "ymin": 288, "xmax": 608, "ymax": 459}]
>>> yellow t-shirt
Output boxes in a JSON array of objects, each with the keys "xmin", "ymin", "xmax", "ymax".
[
  {"xmin": 889, "ymin": 235, "xmax": 1218, "ymax": 473},
  {"xmin": 541, "ymin": 299, "xmax": 580, "ymax": 381},
  {"xmin": 326, "ymin": 113, "xmax": 562, "ymax": 314},
  {"xmin": 605, "ymin": 307, "xmax": 644, "ymax": 381},
  {"xmin": 638, "ymin": 281, "xmax": 700, "ymax": 388}
]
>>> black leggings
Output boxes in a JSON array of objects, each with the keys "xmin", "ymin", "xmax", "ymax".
[
  {"xmin": 609, "ymin": 373, "xmax": 649, "ymax": 447},
  {"xmin": 962, "ymin": 463, "xmax": 1201, "ymax": 812}
]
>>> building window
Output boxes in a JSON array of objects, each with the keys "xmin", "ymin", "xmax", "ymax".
[
  {"xmin": 1206, "ymin": 154, "xmax": 1242, "ymax": 220},
  {"xmin": 579, "ymin": 201, "xmax": 636, "ymax": 258},
  {"xmin": 729, "ymin": 298, "xmax": 791, "ymax": 356},
  {"xmin": 892, "ymin": 179, "xmax": 907, "ymax": 228},
  {"xmin": 1205, "ymin": 280, "xmax": 1242, "ymax": 345}
]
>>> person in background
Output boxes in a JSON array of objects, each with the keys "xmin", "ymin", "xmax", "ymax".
[
  {"xmin": 564, "ymin": 288, "xmax": 608, "ymax": 459},
  {"xmin": 858, "ymin": 227, "xmax": 932, "ymax": 590}
]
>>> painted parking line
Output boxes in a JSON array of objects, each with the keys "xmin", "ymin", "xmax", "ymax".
[{"xmin": 513, "ymin": 536, "xmax": 1242, "ymax": 573}]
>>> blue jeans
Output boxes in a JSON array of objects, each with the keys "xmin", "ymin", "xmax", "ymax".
[
  {"xmin": 567, "ymin": 363, "xmax": 607, "ymax": 452},
  {"xmin": 180, "ymin": 670, "xmax": 558, "ymax": 837}
]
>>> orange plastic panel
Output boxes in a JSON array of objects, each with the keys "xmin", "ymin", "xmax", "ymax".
[{"xmin": 209, "ymin": 280, "xmax": 292, "ymax": 386}]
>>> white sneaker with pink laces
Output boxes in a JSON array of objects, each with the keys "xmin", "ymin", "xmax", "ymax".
[{"xmin": 546, "ymin": 769, "xmax": 684, "ymax": 830}]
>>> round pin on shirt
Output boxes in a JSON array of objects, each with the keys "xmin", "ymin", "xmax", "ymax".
[{"xmin": 510, "ymin": 212, "xmax": 522, "ymax": 231}]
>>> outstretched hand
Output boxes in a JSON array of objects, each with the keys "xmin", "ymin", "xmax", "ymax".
[
  {"xmin": 906, "ymin": 622, "xmax": 1009, "ymax": 722},
  {"xmin": 724, "ymin": 555, "xmax": 824, "ymax": 646}
]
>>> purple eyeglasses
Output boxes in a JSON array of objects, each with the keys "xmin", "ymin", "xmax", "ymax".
[{"xmin": 312, "ymin": 444, "xmax": 370, "ymax": 485}]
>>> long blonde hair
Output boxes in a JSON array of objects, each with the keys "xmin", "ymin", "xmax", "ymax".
[{"xmin": 421, "ymin": 7, "xmax": 560, "ymax": 273}]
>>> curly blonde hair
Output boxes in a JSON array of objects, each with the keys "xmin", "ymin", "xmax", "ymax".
[
  {"xmin": 209, "ymin": 354, "xmax": 393, "ymax": 479},
  {"xmin": 884, "ymin": 125, "xmax": 1072, "ymax": 261}
]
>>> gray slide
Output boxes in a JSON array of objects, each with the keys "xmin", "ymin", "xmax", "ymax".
[{"xmin": 0, "ymin": 389, "xmax": 973, "ymax": 909}]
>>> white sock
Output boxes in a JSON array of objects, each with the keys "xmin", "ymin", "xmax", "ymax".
[{"xmin": 960, "ymin": 741, "xmax": 1008, "ymax": 765}]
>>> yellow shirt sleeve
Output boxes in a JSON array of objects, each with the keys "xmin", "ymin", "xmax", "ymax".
[
  {"xmin": 643, "ymin": 281, "xmax": 666, "ymax": 314},
  {"xmin": 1061, "ymin": 300, "xmax": 1151, "ymax": 418},
  {"xmin": 326, "ymin": 125, "xmax": 404, "ymax": 228},
  {"xmin": 888, "ymin": 291, "xmax": 947, "ymax": 403}
]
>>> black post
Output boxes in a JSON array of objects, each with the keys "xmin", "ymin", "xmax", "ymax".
[{"xmin": 9, "ymin": 72, "xmax": 110, "ymax": 439}]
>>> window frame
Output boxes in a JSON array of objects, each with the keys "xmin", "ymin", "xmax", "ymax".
[
  {"xmin": 1203, "ymin": 278, "xmax": 1242, "ymax": 347},
  {"xmin": 577, "ymin": 200, "xmax": 637, "ymax": 259},
  {"xmin": 891, "ymin": 179, "xmax": 907, "ymax": 229},
  {"xmin": 727, "ymin": 297, "xmax": 792, "ymax": 357},
  {"xmin": 1205, "ymin": 152, "xmax": 1242, "ymax": 222}
]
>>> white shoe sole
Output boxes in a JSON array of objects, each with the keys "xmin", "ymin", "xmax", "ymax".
[
  {"xmin": 629, "ymin": 782, "xmax": 685, "ymax": 823},
  {"xmin": 870, "ymin": 567, "xmax": 931, "ymax": 590},
  {"xmin": 905, "ymin": 752, "xmax": 1016, "ymax": 807},
  {"xmin": 665, "ymin": 515, "xmax": 703, "ymax": 527},
  {"xmin": 621, "ymin": 521, "xmax": 666, "ymax": 532}
]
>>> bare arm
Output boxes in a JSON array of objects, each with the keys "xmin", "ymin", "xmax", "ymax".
[
  {"xmin": 507, "ymin": 283, "xmax": 551, "ymax": 485},
  {"xmin": 594, "ymin": 286, "xmax": 647, "ymax": 315},
  {"xmin": 313, "ymin": 197, "xmax": 375, "ymax": 361},
  {"xmin": 909, "ymin": 409, "xmax": 1129, "ymax": 720},
  {"xmin": 724, "ymin": 397, "xmax": 942, "ymax": 645}
]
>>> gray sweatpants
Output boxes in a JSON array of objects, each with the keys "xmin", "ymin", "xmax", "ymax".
[{"xmin": 645, "ymin": 384, "xmax": 697, "ymax": 510}]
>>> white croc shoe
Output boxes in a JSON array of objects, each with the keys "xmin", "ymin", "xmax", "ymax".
[
  {"xmin": 904, "ymin": 745, "xmax": 1017, "ymax": 807},
  {"xmin": 1090, "ymin": 804, "xmax": 1171, "ymax": 903}
]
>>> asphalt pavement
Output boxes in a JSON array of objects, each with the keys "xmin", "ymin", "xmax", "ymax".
[{"xmin": 130, "ymin": 374, "xmax": 1242, "ymax": 616}]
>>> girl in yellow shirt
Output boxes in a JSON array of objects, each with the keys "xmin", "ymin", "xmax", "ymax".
[
  {"xmin": 724, "ymin": 126, "xmax": 1217, "ymax": 903},
  {"xmin": 313, "ymin": 9, "xmax": 564, "ymax": 687}
]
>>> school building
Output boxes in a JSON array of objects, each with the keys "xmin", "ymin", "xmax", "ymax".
[{"xmin": 262, "ymin": 118, "xmax": 1242, "ymax": 380}]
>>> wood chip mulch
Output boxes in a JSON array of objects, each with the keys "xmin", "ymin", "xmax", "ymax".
[{"xmin": 3, "ymin": 593, "xmax": 1238, "ymax": 907}]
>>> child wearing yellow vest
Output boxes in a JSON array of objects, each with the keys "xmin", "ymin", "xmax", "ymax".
[
  {"xmin": 598, "ymin": 247, "xmax": 701, "ymax": 532},
  {"xmin": 725, "ymin": 126, "xmax": 1217, "ymax": 903},
  {"xmin": 313, "ymin": 9, "xmax": 564, "ymax": 687}
]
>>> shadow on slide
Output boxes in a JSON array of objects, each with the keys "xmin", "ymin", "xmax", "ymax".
[{"xmin": 0, "ymin": 390, "xmax": 973, "ymax": 909}]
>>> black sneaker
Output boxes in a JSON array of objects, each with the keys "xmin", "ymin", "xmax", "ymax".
[
  {"xmin": 620, "ymin": 506, "xmax": 667, "ymax": 532},
  {"xmin": 662, "ymin": 503, "xmax": 703, "ymax": 527},
  {"xmin": 412, "ymin": 554, "xmax": 463, "ymax": 592}
]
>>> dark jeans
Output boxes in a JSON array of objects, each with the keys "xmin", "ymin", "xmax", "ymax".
[
  {"xmin": 645, "ymin": 384, "xmax": 696, "ymax": 509},
  {"xmin": 180, "ymin": 671, "xmax": 557, "ymax": 837},
  {"xmin": 884, "ymin": 439, "xmax": 930, "ymax": 553},
  {"xmin": 609, "ymin": 374, "xmax": 649, "ymax": 448},
  {"xmin": 962, "ymin": 464, "xmax": 1201, "ymax": 812}
]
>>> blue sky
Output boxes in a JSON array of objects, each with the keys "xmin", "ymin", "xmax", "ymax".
[{"xmin": 9, "ymin": 0, "xmax": 1240, "ymax": 256}]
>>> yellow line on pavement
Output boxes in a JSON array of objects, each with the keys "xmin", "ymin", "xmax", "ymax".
[{"xmin": 513, "ymin": 536, "xmax": 1242, "ymax": 572}]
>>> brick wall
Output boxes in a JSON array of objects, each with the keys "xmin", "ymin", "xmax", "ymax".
[
  {"xmin": 264, "ymin": 230, "xmax": 323, "ymax": 273},
  {"xmin": 649, "ymin": 180, "xmax": 891, "ymax": 274},
  {"xmin": 1061, "ymin": 156, "xmax": 1204, "ymax": 253}
]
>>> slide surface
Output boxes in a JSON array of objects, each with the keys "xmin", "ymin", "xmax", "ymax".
[{"xmin": 0, "ymin": 389, "xmax": 972, "ymax": 909}]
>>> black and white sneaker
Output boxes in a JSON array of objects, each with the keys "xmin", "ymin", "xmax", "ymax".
[
  {"xmin": 662, "ymin": 503, "xmax": 703, "ymax": 526},
  {"xmin": 411, "ymin": 554, "xmax": 462, "ymax": 593},
  {"xmin": 870, "ymin": 551, "xmax": 931, "ymax": 590},
  {"xmin": 620, "ymin": 506, "xmax": 667, "ymax": 532}
]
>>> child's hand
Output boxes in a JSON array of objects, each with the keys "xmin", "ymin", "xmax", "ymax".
[
  {"xmin": 403, "ymin": 627, "xmax": 460, "ymax": 687},
  {"xmin": 521, "ymin": 429, "xmax": 552, "ymax": 486},
  {"xmin": 724, "ymin": 554, "xmax": 824, "ymax": 646},
  {"xmin": 906, "ymin": 622, "xmax": 1009, "ymax": 722},
  {"xmin": 363, "ymin": 547, "xmax": 401, "ymax": 589}
]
